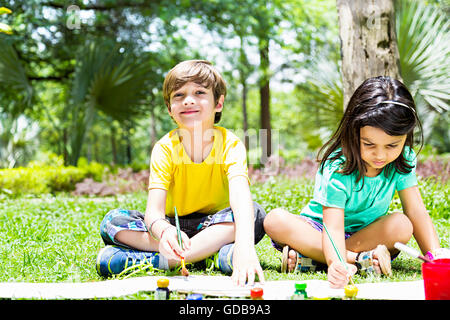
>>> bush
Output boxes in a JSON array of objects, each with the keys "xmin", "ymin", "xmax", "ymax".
[
  {"xmin": 0, "ymin": 162, "xmax": 107, "ymax": 197},
  {"xmin": 0, "ymin": 167, "xmax": 49, "ymax": 195}
]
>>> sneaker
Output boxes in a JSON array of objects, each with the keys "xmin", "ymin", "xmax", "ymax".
[
  {"xmin": 96, "ymin": 245, "xmax": 166, "ymax": 277},
  {"xmin": 205, "ymin": 243, "xmax": 234, "ymax": 274}
]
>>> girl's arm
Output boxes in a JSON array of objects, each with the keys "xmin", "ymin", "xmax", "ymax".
[
  {"xmin": 323, "ymin": 206, "xmax": 356, "ymax": 288},
  {"xmin": 398, "ymin": 186, "xmax": 440, "ymax": 255},
  {"xmin": 228, "ymin": 175, "xmax": 265, "ymax": 286},
  {"xmin": 322, "ymin": 206, "xmax": 346, "ymax": 265}
]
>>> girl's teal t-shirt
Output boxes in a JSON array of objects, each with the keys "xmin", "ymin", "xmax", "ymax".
[{"xmin": 301, "ymin": 147, "xmax": 418, "ymax": 233}]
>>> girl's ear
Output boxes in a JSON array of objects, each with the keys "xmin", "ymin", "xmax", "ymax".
[{"xmin": 215, "ymin": 95, "xmax": 225, "ymax": 112}]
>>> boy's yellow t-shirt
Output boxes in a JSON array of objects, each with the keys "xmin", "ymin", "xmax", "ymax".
[{"xmin": 148, "ymin": 126, "xmax": 249, "ymax": 217}]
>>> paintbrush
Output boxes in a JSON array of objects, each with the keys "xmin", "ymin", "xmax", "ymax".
[
  {"xmin": 174, "ymin": 206, "xmax": 189, "ymax": 277},
  {"xmin": 394, "ymin": 242, "xmax": 433, "ymax": 263},
  {"xmin": 323, "ymin": 223, "xmax": 355, "ymax": 286}
]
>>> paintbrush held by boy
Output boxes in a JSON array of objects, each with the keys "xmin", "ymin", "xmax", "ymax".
[
  {"xmin": 96, "ymin": 60, "xmax": 266, "ymax": 286},
  {"xmin": 174, "ymin": 207, "xmax": 189, "ymax": 277}
]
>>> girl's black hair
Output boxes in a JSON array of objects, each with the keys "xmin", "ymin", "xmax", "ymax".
[{"xmin": 317, "ymin": 76, "xmax": 423, "ymax": 185}]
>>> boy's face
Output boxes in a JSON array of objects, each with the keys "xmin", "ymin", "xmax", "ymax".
[{"xmin": 168, "ymin": 82, "xmax": 223, "ymax": 130}]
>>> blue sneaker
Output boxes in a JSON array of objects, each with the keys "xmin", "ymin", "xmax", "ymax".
[
  {"xmin": 96, "ymin": 245, "xmax": 167, "ymax": 277},
  {"xmin": 205, "ymin": 243, "xmax": 234, "ymax": 274}
]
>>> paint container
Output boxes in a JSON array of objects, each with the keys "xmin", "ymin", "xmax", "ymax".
[
  {"xmin": 344, "ymin": 284, "xmax": 358, "ymax": 299},
  {"xmin": 155, "ymin": 278, "xmax": 170, "ymax": 300},
  {"xmin": 186, "ymin": 293, "xmax": 203, "ymax": 300},
  {"xmin": 250, "ymin": 287, "xmax": 264, "ymax": 300},
  {"xmin": 291, "ymin": 283, "xmax": 307, "ymax": 300},
  {"xmin": 422, "ymin": 258, "xmax": 450, "ymax": 300}
]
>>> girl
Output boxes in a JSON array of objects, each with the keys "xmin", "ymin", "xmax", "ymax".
[{"xmin": 264, "ymin": 76, "xmax": 446, "ymax": 288}]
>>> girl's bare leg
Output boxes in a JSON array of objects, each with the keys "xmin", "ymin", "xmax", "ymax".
[{"xmin": 264, "ymin": 209, "xmax": 413, "ymax": 272}]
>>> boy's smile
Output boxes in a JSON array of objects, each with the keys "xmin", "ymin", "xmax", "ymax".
[
  {"xmin": 360, "ymin": 126, "xmax": 407, "ymax": 177},
  {"xmin": 169, "ymin": 82, "xmax": 223, "ymax": 129}
]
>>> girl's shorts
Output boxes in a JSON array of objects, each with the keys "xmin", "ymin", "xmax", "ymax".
[
  {"xmin": 272, "ymin": 214, "xmax": 398, "ymax": 262},
  {"xmin": 100, "ymin": 202, "xmax": 266, "ymax": 249}
]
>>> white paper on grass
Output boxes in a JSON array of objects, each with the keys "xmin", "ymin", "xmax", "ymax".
[{"xmin": 0, "ymin": 275, "xmax": 425, "ymax": 300}]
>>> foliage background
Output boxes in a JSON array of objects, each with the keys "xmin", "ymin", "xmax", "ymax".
[{"xmin": 0, "ymin": 0, "xmax": 448, "ymax": 170}]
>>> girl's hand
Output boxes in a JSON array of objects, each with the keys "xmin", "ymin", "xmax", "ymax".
[
  {"xmin": 158, "ymin": 226, "xmax": 190, "ymax": 260},
  {"xmin": 327, "ymin": 261, "xmax": 357, "ymax": 288}
]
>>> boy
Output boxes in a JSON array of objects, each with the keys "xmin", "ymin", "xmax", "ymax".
[{"xmin": 96, "ymin": 60, "xmax": 266, "ymax": 286}]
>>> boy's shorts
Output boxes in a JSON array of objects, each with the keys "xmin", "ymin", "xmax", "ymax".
[{"xmin": 100, "ymin": 202, "xmax": 266, "ymax": 249}]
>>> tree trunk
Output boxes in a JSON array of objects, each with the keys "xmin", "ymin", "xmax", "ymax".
[
  {"xmin": 337, "ymin": 0, "xmax": 401, "ymax": 108},
  {"xmin": 125, "ymin": 123, "xmax": 132, "ymax": 165},
  {"xmin": 110, "ymin": 124, "xmax": 117, "ymax": 165},
  {"xmin": 149, "ymin": 107, "xmax": 157, "ymax": 150},
  {"xmin": 62, "ymin": 128, "xmax": 68, "ymax": 166},
  {"xmin": 259, "ymin": 39, "xmax": 272, "ymax": 164}
]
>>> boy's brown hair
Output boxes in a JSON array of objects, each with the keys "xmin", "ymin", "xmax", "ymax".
[{"xmin": 163, "ymin": 60, "xmax": 227, "ymax": 123}]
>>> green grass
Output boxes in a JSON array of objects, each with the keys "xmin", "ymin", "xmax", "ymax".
[{"xmin": 0, "ymin": 177, "xmax": 448, "ymax": 299}]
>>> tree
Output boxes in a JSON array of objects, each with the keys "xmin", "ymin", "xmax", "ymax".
[{"xmin": 337, "ymin": 0, "xmax": 401, "ymax": 108}]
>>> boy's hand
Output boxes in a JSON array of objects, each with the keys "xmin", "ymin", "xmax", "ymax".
[
  {"xmin": 158, "ymin": 226, "xmax": 190, "ymax": 261},
  {"xmin": 231, "ymin": 244, "xmax": 265, "ymax": 286},
  {"xmin": 327, "ymin": 261, "xmax": 357, "ymax": 288}
]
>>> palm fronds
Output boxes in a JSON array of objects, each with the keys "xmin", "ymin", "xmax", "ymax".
[
  {"xmin": 396, "ymin": 0, "xmax": 450, "ymax": 113},
  {"xmin": 71, "ymin": 40, "xmax": 151, "ymax": 120},
  {"xmin": 0, "ymin": 37, "xmax": 32, "ymax": 106}
]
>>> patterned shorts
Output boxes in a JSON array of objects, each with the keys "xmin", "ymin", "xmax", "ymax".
[{"xmin": 100, "ymin": 202, "xmax": 266, "ymax": 248}]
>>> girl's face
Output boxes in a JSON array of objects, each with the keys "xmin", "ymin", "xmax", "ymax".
[{"xmin": 360, "ymin": 126, "xmax": 407, "ymax": 177}]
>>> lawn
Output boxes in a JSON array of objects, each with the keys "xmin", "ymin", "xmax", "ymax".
[{"xmin": 0, "ymin": 177, "xmax": 448, "ymax": 299}]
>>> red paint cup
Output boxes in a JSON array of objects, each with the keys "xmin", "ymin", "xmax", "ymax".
[{"xmin": 422, "ymin": 258, "xmax": 450, "ymax": 300}]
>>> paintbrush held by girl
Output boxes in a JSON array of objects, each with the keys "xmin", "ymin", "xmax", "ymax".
[
  {"xmin": 95, "ymin": 60, "xmax": 266, "ymax": 286},
  {"xmin": 264, "ymin": 76, "xmax": 449, "ymax": 288}
]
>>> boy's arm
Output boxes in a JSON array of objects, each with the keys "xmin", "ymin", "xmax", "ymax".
[
  {"xmin": 399, "ymin": 186, "xmax": 440, "ymax": 254},
  {"xmin": 144, "ymin": 188, "xmax": 168, "ymax": 239},
  {"xmin": 228, "ymin": 175, "xmax": 265, "ymax": 286},
  {"xmin": 144, "ymin": 188, "xmax": 189, "ymax": 260}
]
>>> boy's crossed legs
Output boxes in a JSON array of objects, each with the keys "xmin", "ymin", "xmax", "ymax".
[
  {"xmin": 115, "ymin": 221, "xmax": 235, "ymax": 269},
  {"xmin": 97, "ymin": 203, "xmax": 266, "ymax": 277},
  {"xmin": 264, "ymin": 208, "xmax": 413, "ymax": 274}
]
